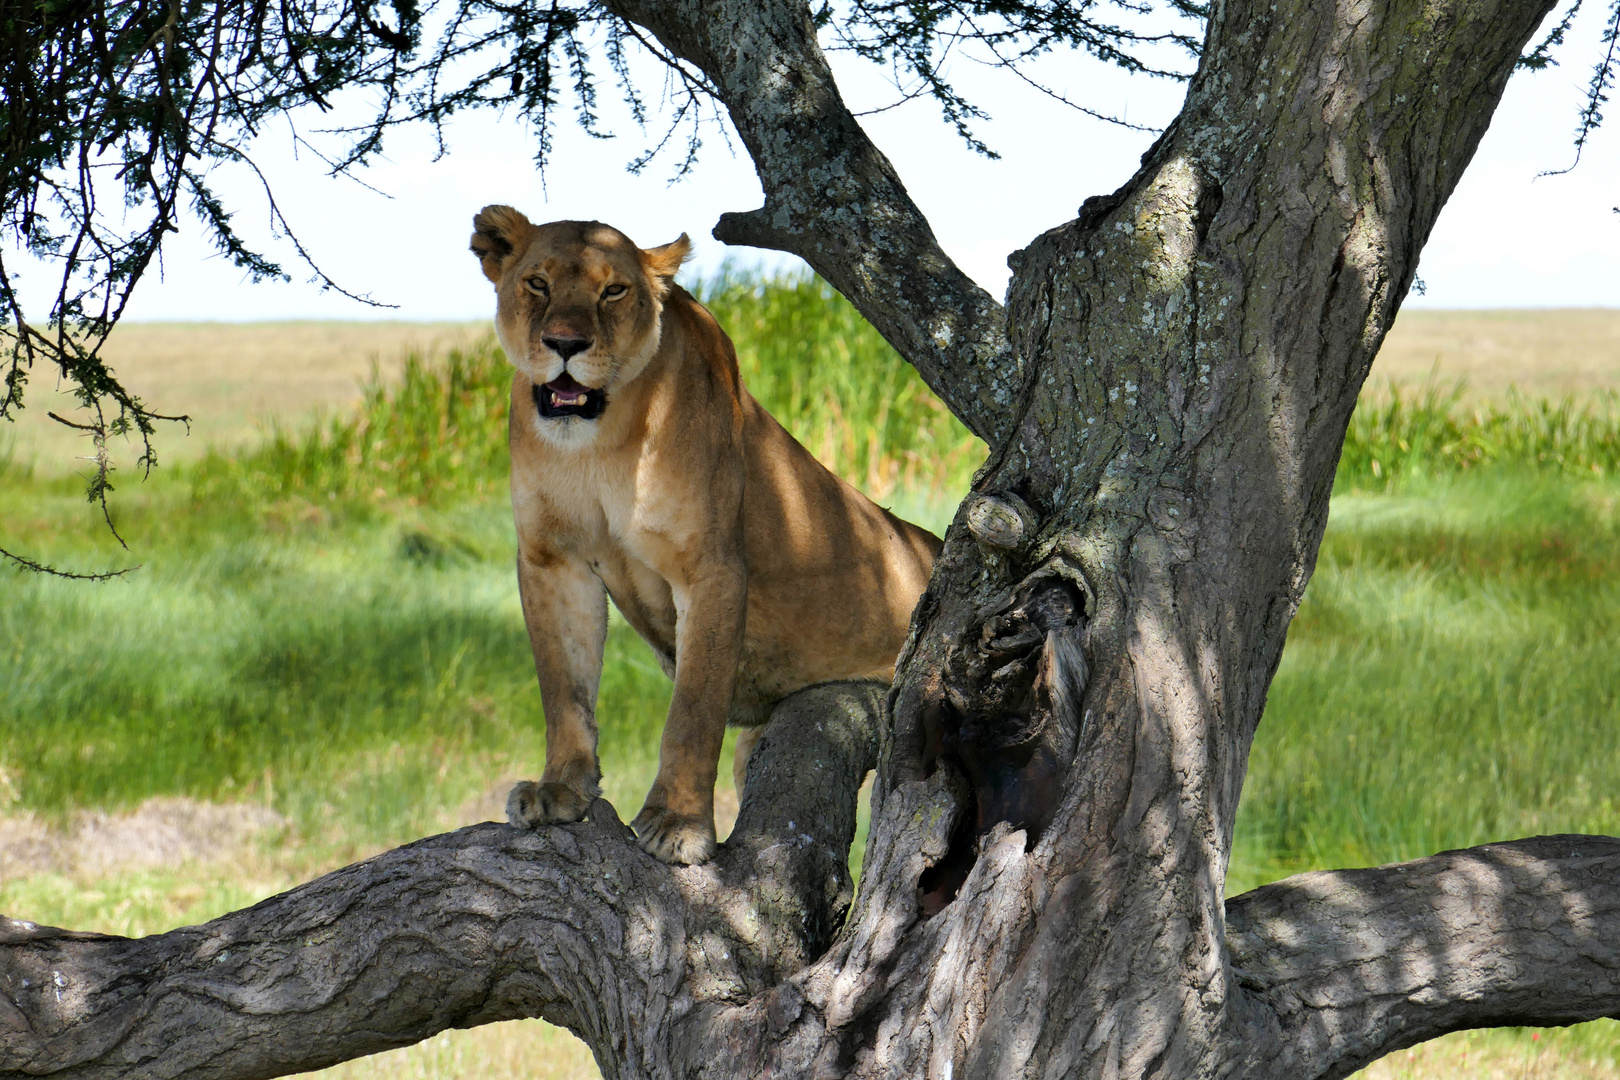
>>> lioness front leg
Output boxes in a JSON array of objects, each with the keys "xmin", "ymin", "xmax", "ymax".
[
  {"xmin": 507, "ymin": 547, "xmax": 608, "ymax": 829},
  {"xmin": 631, "ymin": 568, "xmax": 746, "ymax": 865}
]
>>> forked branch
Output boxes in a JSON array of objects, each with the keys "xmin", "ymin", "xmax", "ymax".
[{"xmin": 605, "ymin": 0, "xmax": 1022, "ymax": 447}]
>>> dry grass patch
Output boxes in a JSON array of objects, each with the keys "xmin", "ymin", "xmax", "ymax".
[
  {"xmin": 6, "ymin": 321, "xmax": 482, "ymax": 472},
  {"xmin": 306, "ymin": 1021, "xmax": 596, "ymax": 1080},
  {"xmin": 1376, "ymin": 308, "xmax": 1620, "ymax": 399},
  {"xmin": 0, "ymin": 797, "xmax": 283, "ymax": 880}
]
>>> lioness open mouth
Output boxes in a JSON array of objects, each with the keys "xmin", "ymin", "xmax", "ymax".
[{"xmin": 534, "ymin": 372, "xmax": 607, "ymax": 420}]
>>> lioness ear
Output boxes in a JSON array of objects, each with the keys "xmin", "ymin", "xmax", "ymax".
[
  {"xmin": 470, "ymin": 205, "xmax": 534, "ymax": 284},
  {"xmin": 642, "ymin": 233, "xmax": 692, "ymax": 288}
]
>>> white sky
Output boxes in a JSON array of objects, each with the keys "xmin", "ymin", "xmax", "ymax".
[{"xmin": 19, "ymin": 4, "xmax": 1619, "ymax": 321}]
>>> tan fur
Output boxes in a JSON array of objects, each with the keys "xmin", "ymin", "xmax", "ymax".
[{"xmin": 472, "ymin": 207, "xmax": 940, "ymax": 864}]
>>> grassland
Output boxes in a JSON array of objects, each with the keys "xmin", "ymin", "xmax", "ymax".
[
  {"xmin": 3, "ymin": 287, "xmax": 1619, "ymax": 1078},
  {"xmin": 4, "ymin": 322, "xmax": 487, "ymax": 469},
  {"xmin": 1371, "ymin": 308, "xmax": 1620, "ymax": 400}
]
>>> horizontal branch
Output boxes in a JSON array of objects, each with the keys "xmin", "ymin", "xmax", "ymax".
[
  {"xmin": 0, "ymin": 683, "xmax": 883, "ymax": 1080},
  {"xmin": 1226, "ymin": 835, "xmax": 1620, "ymax": 1080},
  {"xmin": 606, "ymin": 0, "xmax": 1021, "ymax": 446}
]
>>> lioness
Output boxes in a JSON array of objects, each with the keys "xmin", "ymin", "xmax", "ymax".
[{"xmin": 471, "ymin": 207, "xmax": 940, "ymax": 864}]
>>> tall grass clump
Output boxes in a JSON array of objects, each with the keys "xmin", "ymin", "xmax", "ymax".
[
  {"xmin": 192, "ymin": 342, "xmax": 513, "ymax": 508},
  {"xmin": 190, "ymin": 272, "xmax": 983, "ymax": 513},
  {"xmin": 1340, "ymin": 375, "xmax": 1620, "ymax": 489},
  {"xmin": 697, "ymin": 269, "xmax": 983, "ymax": 498}
]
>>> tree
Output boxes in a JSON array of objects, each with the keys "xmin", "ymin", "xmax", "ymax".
[{"xmin": 4, "ymin": 0, "xmax": 1620, "ymax": 1077}]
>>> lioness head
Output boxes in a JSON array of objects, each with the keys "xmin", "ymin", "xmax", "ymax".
[{"xmin": 470, "ymin": 206, "xmax": 690, "ymax": 436}]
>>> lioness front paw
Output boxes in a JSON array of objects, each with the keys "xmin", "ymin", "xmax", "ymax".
[
  {"xmin": 507, "ymin": 779, "xmax": 595, "ymax": 828},
  {"xmin": 630, "ymin": 806, "xmax": 716, "ymax": 865}
]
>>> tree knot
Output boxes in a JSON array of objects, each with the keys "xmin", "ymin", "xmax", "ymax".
[
  {"xmin": 914, "ymin": 572, "xmax": 1090, "ymax": 912},
  {"xmin": 966, "ymin": 491, "xmax": 1037, "ymax": 552}
]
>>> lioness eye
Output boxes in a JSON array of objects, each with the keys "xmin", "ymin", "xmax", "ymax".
[
  {"xmin": 603, "ymin": 283, "xmax": 628, "ymax": 299},
  {"xmin": 525, "ymin": 278, "xmax": 549, "ymax": 297}
]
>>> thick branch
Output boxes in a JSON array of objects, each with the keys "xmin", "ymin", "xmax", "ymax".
[
  {"xmin": 606, "ymin": 0, "xmax": 1020, "ymax": 446},
  {"xmin": 1226, "ymin": 836, "xmax": 1620, "ymax": 1080},
  {"xmin": 0, "ymin": 683, "xmax": 882, "ymax": 1080}
]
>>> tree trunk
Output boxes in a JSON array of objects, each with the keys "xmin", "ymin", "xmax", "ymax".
[{"xmin": 8, "ymin": 0, "xmax": 1620, "ymax": 1078}]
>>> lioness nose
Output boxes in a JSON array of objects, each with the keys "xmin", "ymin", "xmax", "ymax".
[{"xmin": 542, "ymin": 334, "xmax": 592, "ymax": 360}]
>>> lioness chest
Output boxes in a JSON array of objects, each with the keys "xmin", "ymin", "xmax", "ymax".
[{"xmin": 509, "ymin": 426, "xmax": 684, "ymax": 675}]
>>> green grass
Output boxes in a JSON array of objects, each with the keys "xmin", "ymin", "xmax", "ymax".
[
  {"xmin": 1229, "ymin": 469, "xmax": 1620, "ymax": 892},
  {"xmin": 0, "ymin": 865, "xmax": 291, "ymax": 940},
  {"xmin": 1339, "ymin": 375, "xmax": 1620, "ymax": 489},
  {"xmin": 191, "ymin": 346, "xmax": 514, "ymax": 507},
  {"xmin": 0, "ymin": 491, "xmax": 678, "ymax": 846}
]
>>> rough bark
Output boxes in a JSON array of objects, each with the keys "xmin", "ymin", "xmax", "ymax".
[
  {"xmin": 6, "ymin": 0, "xmax": 1618, "ymax": 1078},
  {"xmin": 1227, "ymin": 836, "xmax": 1620, "ymax": 1079}
]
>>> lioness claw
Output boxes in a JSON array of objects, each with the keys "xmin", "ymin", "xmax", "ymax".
[
  {"xmin": 632, "ymin": 807, "xmax": 716, "ymax": 865},
  {"xmin": 507, "ymin": 779, "xmax": 594, "ymax": 828}
]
